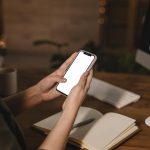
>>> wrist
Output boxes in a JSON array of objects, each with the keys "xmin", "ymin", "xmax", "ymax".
[
  {"xmin": 27, "ymin": 85, "xmax": 43, "ymax": 104},
  {"xmin": 63, "ymin": 101, "xmax": 80, "ymax": 116},
  {"xmin": 65, "ymin": 95, "xmax": 84, "ymax": 110},
  {"xmin": 62, "ymin": 106, "xmax": 79, "ymax": 127}
]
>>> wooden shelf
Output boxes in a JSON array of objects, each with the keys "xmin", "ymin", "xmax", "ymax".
[{"xmin": 99, "ymin": 0, "xmax": 149, "ymax": 51}]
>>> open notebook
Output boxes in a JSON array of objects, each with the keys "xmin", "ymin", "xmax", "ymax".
[{"xmin": 33, "ymin": 107, "xmax": 139, "ymax": 150}]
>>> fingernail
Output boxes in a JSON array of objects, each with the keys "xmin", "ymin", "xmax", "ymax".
[{"xmin": 62, "ymin": 78, "xmax": 67, "ymax": 82}]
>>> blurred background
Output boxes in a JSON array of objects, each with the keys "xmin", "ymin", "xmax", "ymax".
[{"xmin": 0, "ymin": 0, "xmax": 150, "ymax": 74}]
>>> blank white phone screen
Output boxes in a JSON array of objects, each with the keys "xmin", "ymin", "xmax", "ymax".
[{"xmin": 57, "ymin": 51, "xmax": 94, "ymax": 95}]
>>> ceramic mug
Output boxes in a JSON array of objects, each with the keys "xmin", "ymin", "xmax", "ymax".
[{"xmin": 0, "ymin": 67, "xmax": 17, "ymax": 96}]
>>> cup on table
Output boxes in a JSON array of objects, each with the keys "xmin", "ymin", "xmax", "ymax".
[{"xmin": 0, "ymin": 67, "xmax": 17, "ymax": 97}]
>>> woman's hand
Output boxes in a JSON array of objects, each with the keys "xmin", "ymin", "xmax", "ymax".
[
  {"xmin": 4, "ymin": 53, "xmax": 78, "ymax": 115},
  {"xmin": 36, "ymin": 52, "xmax": 77, "ymax": 102},
  {"xmin": 62, "ymin": 69, "xmax": 93, "ymax": 110}
]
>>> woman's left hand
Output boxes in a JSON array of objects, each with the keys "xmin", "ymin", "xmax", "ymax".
[{"xmin": 36, "ymin": 52, "xmax": 77, "ymax": 102}]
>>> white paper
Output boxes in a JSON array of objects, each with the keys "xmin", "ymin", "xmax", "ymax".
[{"xmin": 88, "ymin": 78, "xmax": 141, "ymax": 108}]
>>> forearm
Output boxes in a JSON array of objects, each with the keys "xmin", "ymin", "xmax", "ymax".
[
  {"xmin": 3, "ymin": 85, "xmax": 42, "ymax": 115},
  {"xmin": 39, "ymin": 105, "xmax": 79, "ymax": 150}
]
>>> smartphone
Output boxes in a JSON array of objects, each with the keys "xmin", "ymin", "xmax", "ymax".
[{"xmin": 56, "ymin": 50, "xmax": 97, "ymax": 96}]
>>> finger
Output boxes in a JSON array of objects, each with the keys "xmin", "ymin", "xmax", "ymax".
[
  {"xmin": 48, "ymin": 75, "xmax": 67, "ymax": 84},
  {"xmin": 85, "ymin": 69, "xmax": 93, "ymax": 90},
  {"xmin": 42, "ymin": 89, "xmax": 61, "ymax": 101},
  {"xmin": 77, "ymin": 71, "xmax": 89, "ymax": 88},
  {"xmin": 59, "ymin": 52, "xmax": 78, "ymax": 73}
]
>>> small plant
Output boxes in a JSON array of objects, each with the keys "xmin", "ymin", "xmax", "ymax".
[
  {"xmin": 97, "ymin": 52, "xmax": 150, "ymax": 74},
  {"xmin": 33, "ymin": 39, "xmax": 69, "ymax": 68},
  {"xmin": 33, "ymin": 39, "xmax": 149, "ymax": 75}
]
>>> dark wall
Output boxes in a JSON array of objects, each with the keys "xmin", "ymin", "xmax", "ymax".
[
  {"xmin": 0, "ymin": 0, "xmax": 4, "ymax": 38},
  {"xmin": 3, "ymin": 0, "xmax": 99, "ymax": 54}
]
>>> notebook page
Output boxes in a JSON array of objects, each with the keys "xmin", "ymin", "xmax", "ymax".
[
  {"xmin": 70, "ymin": 112, "xmax": 136, "ymax": 150},
  {"xmin": 33, "ymin": 107, "xmax": 102, "ymax": 133},
  {"xmin": 105, "ymin": 126, "xmax": 139, "ymax": 150}
]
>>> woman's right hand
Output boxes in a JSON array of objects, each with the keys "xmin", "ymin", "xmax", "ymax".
[
  {"xmin": 62, "ymin": 69, "xmax": 93, "ymax": 110},
  {"xmin": 39, "ymin": 70, "xmax": 93, "ymax": 150}
]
